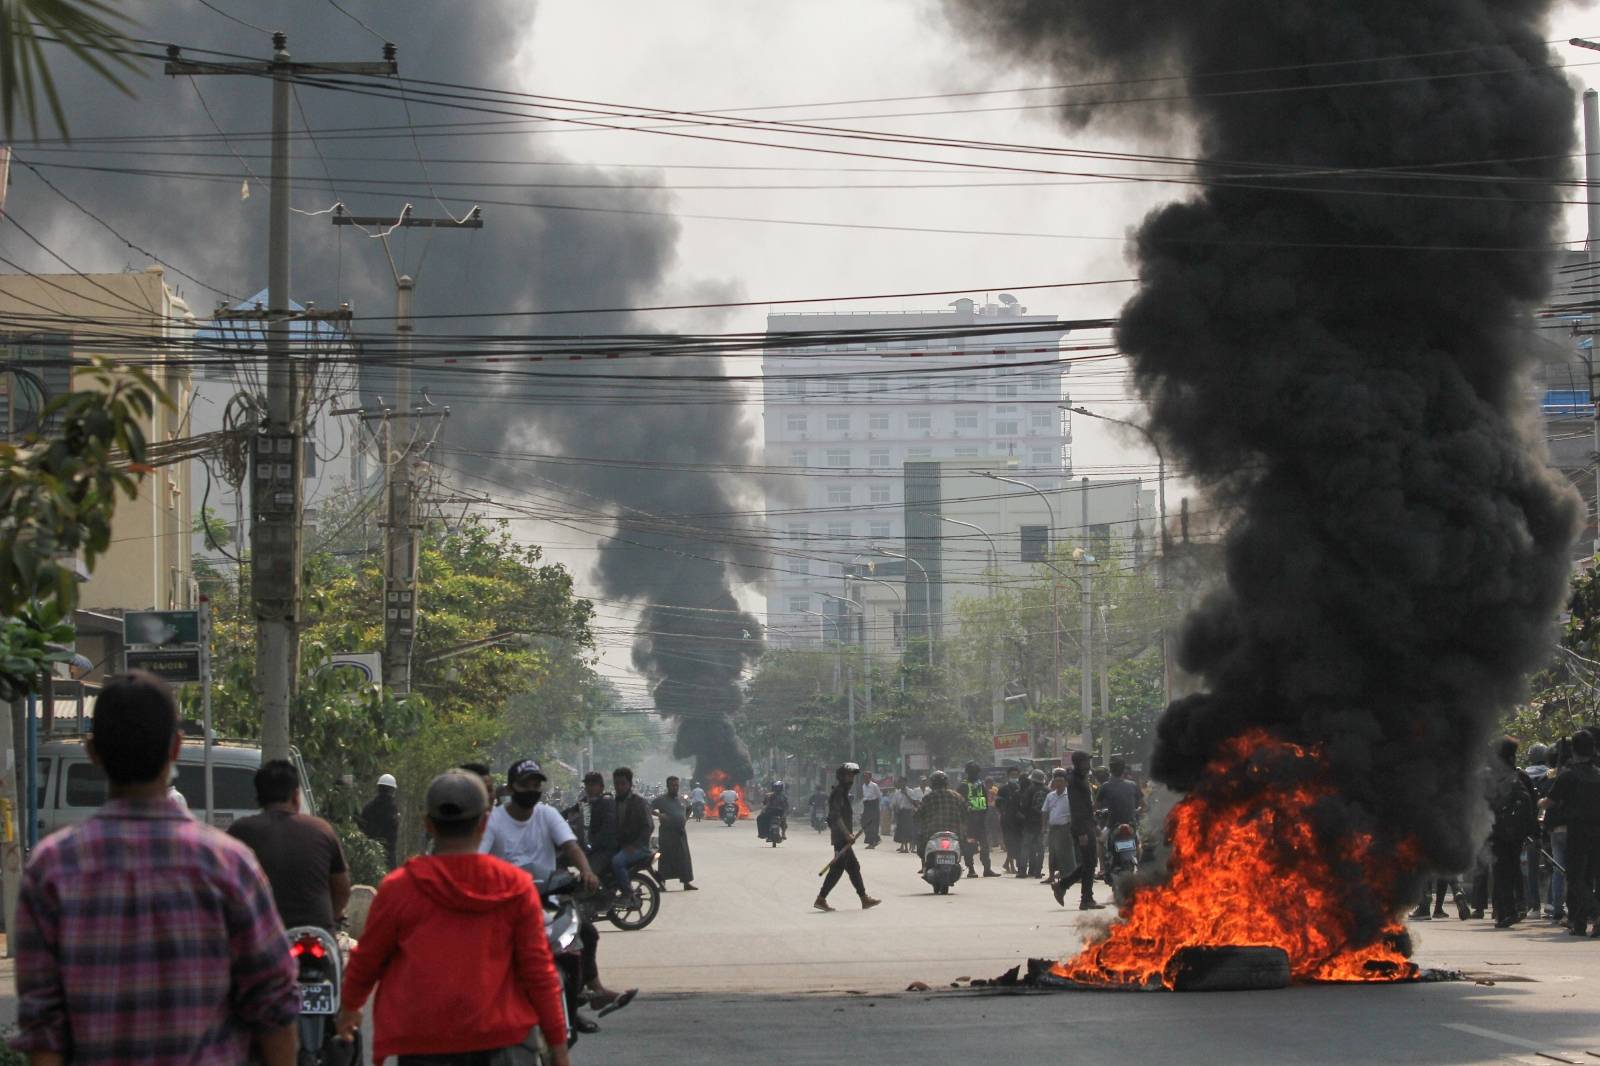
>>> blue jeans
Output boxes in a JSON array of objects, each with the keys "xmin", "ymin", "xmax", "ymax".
[{"xmin": 611, "ymin": 845, "xmax": 648, "ymax": 891}]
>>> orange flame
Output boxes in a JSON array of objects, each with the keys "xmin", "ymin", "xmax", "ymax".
[
  {"xmin": 1056, "ymin": 730, "xmax": 1418, "ymax": 988},
  {"xmin": 706, "ymin": 770, "xmax": 752, "ymax": 819}
]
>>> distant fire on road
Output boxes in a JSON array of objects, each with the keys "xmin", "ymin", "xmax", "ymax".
[{"xmin": 706, "ymin": 770, "xmax": 751, "ymax": 819}]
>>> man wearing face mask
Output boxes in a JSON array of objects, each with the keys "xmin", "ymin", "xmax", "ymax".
[{"xmin": 480, "ymin": 759, "xmax": 633, "ymax": 1027}]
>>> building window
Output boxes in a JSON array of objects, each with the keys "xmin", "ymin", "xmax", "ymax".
[
  {"xmin": 789, "ymin": 449, "xmax": 808, "ymax": 467},
  {"xmin": 788, "ymin": 596, "xmax": 810, "ymax": 614},
  {"xmin": 827, "ymin": 485, "xmax": 851, "ymax": 505},
  {"xmin": 996, "ymin": 383, "xmax": 1018, "ymax": 398},
  {"xmin": 868, "ymin": 448, "xmax": 890, "ymax": 468},
  {"xmin": 1020, "ymin": 524, "xmax": 1049, "ymax": 562},
  {"xmin": 869, "ymin": 521, "xmax": 891, "ymax": 539},
  {"xmin": 1029, "ymin": 373, "xmax": 1050, "ymax": 391},
  {"xmin": 786, "ymin": 413, "xmax": 808, "ymax": 432},
  {"xmin": 995, "ymin": 420, "xmax": 1020, "ymax": 436},
  {"xmin": 786, "ymin": 378, "xmax": 807, "ymax": 399},
  {"xmin": 868, "ymin": 378, "xmax": 889, "ymax": 394},
  {"xmin": 826, "ymin": 412, "xmax": 850, "ymax": 431},
  {"xmin": 1030, "ymin": 448, "xmax": 1055, "ymax": 467},
  {"xmin": 1030, "ymin": 411, "xmax": 1054, "ymax": 432},
  {"xmin": 954, "ymin": 445, "xmax": 980, "ymax": 458},
  {"xmin": 954, "ymin": 412, "xmax": 979, "ymax": 430},
  {"xmin": 907, "ymin": 411, "xmax": 932, "ymax": 430},
  {"xmin": 792, "ymin": 557, "xmax": 809, "ymax": 575},
  {"xmin": 828, "ymin": 522, "xmax": 851, "ymax": 538},
  {"xmin": 869, "ymin": 484, "xmax": 891, "ymax": 504},
  {"xmin": 822, "ymin": 380, "xmax": 845, "ymax": 396},
  {"xmin": 997, "ymin": 405, "xmax": 1018, "ymax": 414},
  {"xmin": 907, "ymin": 447, "xmax": 932, "ymax": 460},
  {"xmin": 825, "ymin": 449, "xmax": 851, "ymax": 467},
  {"xmin": 868, "ymin": 412, "xmax": 890, "ymax": 431}
]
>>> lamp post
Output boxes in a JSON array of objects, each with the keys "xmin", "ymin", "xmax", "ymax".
[
  {"xmin": 976, "ymin": 471, "xmax": 1062, "ymax": 736},
  {"xmin": 870, "ymin": 544, "xmax": 934, "ymax": 671},
  {"xmin": 821, "ymin": 591, "xmax": 865, "ymax": 762}
]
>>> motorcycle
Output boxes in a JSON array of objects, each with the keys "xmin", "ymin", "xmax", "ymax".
[
  {"xmin": 532, "ymin": 869, "xmax": 583, "ymax": 1063},
  {"xmin": 286, "ymin": 925, "xmax": 358, "ymax": 1066},
  {"xmin": 921, "ymin": 830, "xmax": 963, "ymax": 895},
  {"xmin": 757, "ymin": 809, "xmax": 787, "ymax": 847},
  {"xmin": 1107, "ymin": 823, "xmax": 1139, "ymax": 904},
  {"xmin": 720, "ymin": 803, "xmax": 738, "ymax": 826},
  {"xmin": 582, "ymin": 850, "xmax": 664, "ymax": 931},
  {"xmin": 810, "ymin": 808, "xmax": 827, "ymax": 833},
  {"xmin": 691, "ymin": 798, "xmax": 705, "ymax": 822}
]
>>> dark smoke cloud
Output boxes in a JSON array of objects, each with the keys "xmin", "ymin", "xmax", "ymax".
[
  {"xmin": 25, "ymin": 1, "xmax": 762, "ymax": 774},
  {"xmin": 948, "ymin": 1, "xmax": 1580, "ymax": 888}
]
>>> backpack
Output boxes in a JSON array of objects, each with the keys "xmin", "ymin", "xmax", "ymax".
[{"xmin": 1493, "ymin": 778, "xmax": 1538, "ymax": 842}]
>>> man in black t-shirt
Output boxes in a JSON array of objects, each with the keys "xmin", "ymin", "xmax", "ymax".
[
  {"xmin": 815, "ymin": 763, "xmax": 881, "ymax": 912},
  {"xmin": 228, "ymin": 759, "xmax": 350, "ymax": 931}
]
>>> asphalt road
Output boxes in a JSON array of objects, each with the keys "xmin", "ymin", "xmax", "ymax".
[{"xmin": 584, "ymin": 819, "xmax": 1600, "ymax": 1065}]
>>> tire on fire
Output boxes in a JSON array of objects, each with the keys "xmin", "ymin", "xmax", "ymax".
[{"xmin": 1167, "ymin": 946, "xmax": 1291, "ymax": 992}]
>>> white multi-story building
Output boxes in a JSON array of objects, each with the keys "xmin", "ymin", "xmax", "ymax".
[{"xmin": 762, "ymin": 296, "xmax": 1072, "ymax": 642}]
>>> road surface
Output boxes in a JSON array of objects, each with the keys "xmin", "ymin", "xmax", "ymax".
[{"xmin": 585, "ymin": 818, "xmax": 1600, "ymax": 1064}]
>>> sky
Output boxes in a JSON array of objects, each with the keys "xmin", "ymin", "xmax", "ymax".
[{"xmin": 12, "ymin": 0, "xmax": 1600, "ymax": 709}]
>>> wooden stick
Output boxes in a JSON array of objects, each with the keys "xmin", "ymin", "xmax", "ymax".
[{"xmin": 818, "ymin": 832, "xmax": 862, "ymax": 876}]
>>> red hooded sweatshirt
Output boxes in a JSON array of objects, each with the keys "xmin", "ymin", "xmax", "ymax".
[{"xmin": 341, "ymin": 852, "xmax": 566, "ymax": 1058}]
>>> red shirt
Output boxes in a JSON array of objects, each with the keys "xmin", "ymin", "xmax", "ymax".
[{"xmin": 342, "ymin": 852, "xmax": 565, "ymax": 1057}]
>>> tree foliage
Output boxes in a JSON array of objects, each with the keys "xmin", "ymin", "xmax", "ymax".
[
  {"xmin": 1513, "ymin": 560, "xmax": 1600, "ymax": 745},
  {"xmin": 0, "ymin": 0, "xmax": 136, "ymax": 139}
]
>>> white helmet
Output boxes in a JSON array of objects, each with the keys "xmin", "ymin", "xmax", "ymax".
[{"xmin": 377, "ymin": 774, "xmax": 397, "ymax": 789}]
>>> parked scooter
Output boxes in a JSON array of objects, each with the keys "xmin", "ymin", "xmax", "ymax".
[
  {"xmin": 921, "ymin": 830, "xmax": 963, "ymax": 895},
  {"xmin": 286, "ymin": 925, "xmax": 358, "ymax": 1066}
]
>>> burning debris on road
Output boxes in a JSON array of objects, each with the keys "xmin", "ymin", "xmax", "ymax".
[{"xmin": 949, "ymin": 0, "xmax": 1582, "ymax": 984}]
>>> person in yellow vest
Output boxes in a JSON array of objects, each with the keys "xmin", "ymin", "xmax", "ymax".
[{"xmin": 961, "ymin": 761, "xmax": 1000, "ymax": 879}]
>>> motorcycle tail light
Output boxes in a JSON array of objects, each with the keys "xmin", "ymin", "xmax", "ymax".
[{"xmin": 939, "ymin": 838, "xmax": 953, "ymax": 850}]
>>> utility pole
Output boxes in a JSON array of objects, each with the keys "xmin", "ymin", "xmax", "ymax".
[
  {"xmin": 1078, "ymin": 477, "xmax": 1095, "ymax": 758},
  {"xmin": 1099, "ymin": 601, "xmax": 1113, "ymax": 765},
  {"xmin": 167, "ymin": 35, "xmax": 395, "ymax": 759},
  {"xmin": 332, "ymin": 206, "xmax": 481, "ymax": 694},
  {"xmin": 1586, "ymin": 89, "xmax": 1600, "ymax": 557}
]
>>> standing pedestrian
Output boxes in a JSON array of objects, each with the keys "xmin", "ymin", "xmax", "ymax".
[
  {"xmin": 338, "ymin": 771, "xmax": 571, "ymax": 1065},
  {"xmin": 1016, "ymin": 769, "xmax": 1047, "ymax": 880},
  {"xmin": 815, "ymin": 763, "xmax": 881, "ymax": 912},
  {"xmin": 360, "ymin": 772, "xmax": 401, "ymax": 870},
  {"xmin": 1543, "ymin": 730, "xmax": 1600, "ymax": 936},
  {"xmin": 960, "ymin": 761, "xmax": 1000, "ymax": 879},
  {"xmin": 891, "ymin": 782, "xmax": 918, "ymax": 852},
  {"xmin": 861, "ymin": 771, "xmax": 882, "ymax": 849},
  {"xmin": 1043, "ymin": 768, "xmax": 1074, "ymax": 884},
  {"xmin": 1053, "ymin": 751, "xmax": 1107, "ymax": 910},
  {"xmin": 996, "ymin": 767, "xmax": 1023, "ymax": 873},
  {"xmin": 1487, "ymin": 737, "xmax": 1539, "ymax": 928},
  {"xmin": 9, "ymin": 671, "xmax": 299, "ymax": 1065},
  {"xmin": 651, "ymin": 775, "xmax": 698, "ymax": 890}
]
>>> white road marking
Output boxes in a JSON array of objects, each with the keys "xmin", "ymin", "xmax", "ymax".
[{"xmin": 1442, "ymin": 1023, "xmax": 1555, "ymax": 1053}]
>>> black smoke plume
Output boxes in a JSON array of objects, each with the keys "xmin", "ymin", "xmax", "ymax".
[
  {"xmin": 25, "ymin": 1, "xmax": 763, "ymax": 775},
  {"xmin": 948, "ymin": 1, "xmax": 1580, "ymax": 899}
]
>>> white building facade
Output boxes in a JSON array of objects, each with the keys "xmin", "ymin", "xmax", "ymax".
[{"xmin": 762, "ymin": 297, "xmax": 1072, "ymax": 643}]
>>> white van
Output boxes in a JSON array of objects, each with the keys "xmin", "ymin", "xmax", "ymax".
[{"xmin": 33, "ymin": 737, "xmax": 316, "ymax": 838}]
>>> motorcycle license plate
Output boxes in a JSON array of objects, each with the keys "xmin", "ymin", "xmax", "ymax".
[
  {"xmin": 299, "ymin": 983, "xmax": 336, "ymax": 1015},
  {"xmin": 1114, "ymin": 841, "xmax": 1136, "ymax": 854},
  {"xmin": 934, "ymin": 853, "xmax": 958, "ymax": 864}
]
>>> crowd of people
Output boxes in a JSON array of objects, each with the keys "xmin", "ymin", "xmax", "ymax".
[{"xmin": 1410, "ymin": 732, "xmax": 1600, "ymax": 938}]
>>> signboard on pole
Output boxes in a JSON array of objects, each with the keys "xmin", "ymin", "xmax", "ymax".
[
  {"xmin": 992, "ymin": 731, "xmax": 1032, "ymax": 764},
  {"xmin": 123, "ymin": 610, "xmax": 201, "ymax": 647},
  {"xmin": 125, "ymin": 648, "xmax": 203, "ymax": 684}
]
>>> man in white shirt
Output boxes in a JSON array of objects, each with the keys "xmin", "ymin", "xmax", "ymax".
[
  {"xmin": 861, "ymin": 773, "xmax": 883, "ymax": 849},
  {"xmin": 1042, "ymin": 768, "xmax": 1074, "ymax": 885}
]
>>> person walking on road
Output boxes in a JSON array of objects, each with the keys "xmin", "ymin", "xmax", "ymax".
[
  {"xmin": 815, "ymin": 763, "xmax": 881, "ymax": 912},
  {"xmin": 338, "ymin": 771, "xmax": 571, "ymax": 1066},
  {"xmin": 1043, "ymin": 768, "xmax": 1074, "ymax": 883},
  {"xmin": 651, "ymin": 775, "xmax": 697, "ymax": 890},
  {"xmin": 861, "ymin": 772, "xmax": 883, "ymax": 849},
  {"xmin": 961, "ymin": 761, "xmax": 1000, "ymax": 879},
  {"xmin": 1543, "ymin": 729, "xmax": 1600, "ymax": 936},
  {"xmin": 360, "ymin": 772, "xmax": 401, "ymax": 870},
  {"xmin": 10, "ymin": 671, "xmax": 300, "ymax": 1065},
  {"xmin": 1054, "ymin": 751, "xmax": 1107, "ymax": 910}
]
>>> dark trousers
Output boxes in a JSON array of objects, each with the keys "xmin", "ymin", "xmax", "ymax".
[
  {"xmin": 1047, "ymin": 825, "xmax": 1073, "ymax": 879},
  {"xmin": 1058, "ymin": 831, "xmax": 1096, "ymax": 904},
  {"xmin": 398, "ymin": 1051, "xmax": 515, "ymax": 1066},
  {"xmin": 1020, "ymin": 828, "xmax": 1043, "ymax": 877},
  {"xmin": 1491, "ymin": 838, "xmax": 1522, "ymax": 922},
  {"xmin": 963, "ymin": 810, "xmax": 992, "ymax": 873},
  {"xmin": 820, "ymin": 846, "xmax": 866, "ymax": 899},
  {"xmin": 1001, "ymin": 824, "xmax": 1021, "ymax": 868},
  {"xmin": 863, "ymin": 800, "xmax": 881, "ymax": 845},
  {"xmin": 579, "ymin": 919, "xmax": 599, "ymax": 986},
  {"xmin": 1565, "ymin": 825, "xmax": 1600, "ymax": 931}
]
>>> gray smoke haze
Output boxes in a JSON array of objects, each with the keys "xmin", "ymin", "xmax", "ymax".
[
  {"xmin": 948, "ymin": 0, "xmax": 1580, "ymax": 921},
  {"xmin": 21, "ymin": 1, "xmax": 763, "ymax": 776}
]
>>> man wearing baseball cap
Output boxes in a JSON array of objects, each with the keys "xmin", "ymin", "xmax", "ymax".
[{"xmin": 338, "ymin": 771, "xmax": 570, "ymax": 1064}]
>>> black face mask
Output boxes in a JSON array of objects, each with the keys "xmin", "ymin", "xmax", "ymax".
[{"xmin": 511, "ymin": 789, "xmax": 541, "ymax": 810}]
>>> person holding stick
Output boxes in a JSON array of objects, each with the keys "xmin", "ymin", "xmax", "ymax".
[{"xmin": 814, "ymin": 763, "xmax": 881, "ymax": 913}]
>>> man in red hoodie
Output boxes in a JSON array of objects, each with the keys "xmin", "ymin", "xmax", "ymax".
[{"xmin": 337, "ymin": 771, "xmax": 569, "ymax": 1066}]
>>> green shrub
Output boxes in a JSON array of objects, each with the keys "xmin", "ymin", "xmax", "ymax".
[{"xmin": 335, "ymin": 821, "xmax": 391, "ymax": 887}]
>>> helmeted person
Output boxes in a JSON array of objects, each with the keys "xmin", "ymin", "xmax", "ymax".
[
  {"xmin": 915, "ymin": 770, "xmax": 966, "ymax": 861},
  {"xmin": 961, "ymin": 761, "xmax": 999, "ymax": 879},
  {"xmin": 758, "ymin": 781, "xmax": 789, "ymax": 840},
  {"xmin": 814, "ymin": 763, "xmax": 881, "ymax": 913},
  {"xmin": 360, "ymin": 772, "xmax": 400, "ymax": 870}
]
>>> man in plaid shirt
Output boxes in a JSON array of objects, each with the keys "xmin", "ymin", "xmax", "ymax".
[
  {"xmin": 10, "ymin": 671, "xmax": 299, "ymax": 1065},
  {"xmin": 915, "ymin": 771, "xmax": 967, "ymax": 859}
]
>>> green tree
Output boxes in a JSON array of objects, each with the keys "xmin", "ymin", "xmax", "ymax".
[
  {"xmin": 1513, "ymin": 560, "xmax": 1600, "ymax": 745},
  {"xmin": 0, "ymin": 361, "xmax": 163, "ymax": 699},
  {"xmin": 1, "ymin": 0, "xmax": 136, "ymax": 139}
]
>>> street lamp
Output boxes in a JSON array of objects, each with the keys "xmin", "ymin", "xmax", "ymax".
[
  {"xmin": 870, "ymin": 544, "xmax": 934, "ymax": 670},
  {"xmin": 820, "ymin": 591, "xmax": 865, "ymax": 762}
]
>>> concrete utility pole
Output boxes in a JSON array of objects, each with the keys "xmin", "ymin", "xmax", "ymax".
[
  {"xmin": 332, "ymin": 206, "xmax": 481, "ymax": 694},
  {"xmin": 168, "ymin": 35, "xmax": 395, "ymax": 759},
  {"xmin": 1078, "ymin": 477, "xmax": 1095, "ymax": 759},
  {"xmin": 1586, "ymin": 89, "xmax": 1600, "ymax": 556}
]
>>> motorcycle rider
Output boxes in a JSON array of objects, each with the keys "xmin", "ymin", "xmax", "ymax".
[
  {"xmin": 689, "ymin": 781, "xmax": 708, "ymax": 821},
  {"xmin": 814, "ymin": 763, "xmax": 881, "ymax": 913},
  {"xmin": 915, "ymin": 770, "xmax": 965, "ymax": 860},
  {"xmin": 227, "ymin": 759, "xmax": 351, "ymax": 934},
  {"xmin": 807, "ymin": 783, "xmax": 829, "ymax": 829},
  {"xmin": 1095, "ymin": 757, "xmax": 1145, "ymax": 883},
  {"xmin": 1053, "ymin": 751, "xmax": 1107, "ymax": 910},
  {"xmin": 759, "ymin": 781, "xmax": 790, "ymax": 840},
  {"xmin": 610, "ymin": 768, "xmax": 654, "ymax": 899},
  {"xmin": 961, "ymin": 761, "xmax": 1000, "ymax": 879},
  {"xmin": 719, "ymin": 786, "xmax": 741, "ymax": 821}
]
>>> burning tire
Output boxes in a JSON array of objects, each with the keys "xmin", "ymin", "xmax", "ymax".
[{"xmin": 1167, "ymin": 946, "xmax": 1290, "ymax": 992}]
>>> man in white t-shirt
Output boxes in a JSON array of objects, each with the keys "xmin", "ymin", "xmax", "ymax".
[
  {"xmin": 860, "ymin": 773, "xmax": 883, "ymax": 849},
  {"xmin": 480, "ymin": 759, "xmax": 633, "ymax": 1027}
]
